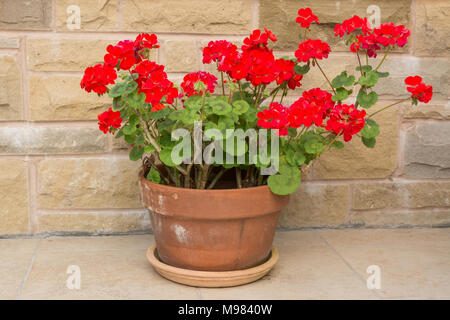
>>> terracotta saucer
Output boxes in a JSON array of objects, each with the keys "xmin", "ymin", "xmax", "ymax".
[{"xmin": 146, "ymin": 244, "xmax": 279, "ymax": 288}]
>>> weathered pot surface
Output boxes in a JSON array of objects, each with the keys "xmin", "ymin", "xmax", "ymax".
[{"xmin": 139, "ymin": 175, "xmax": 289, "ymax": 271}]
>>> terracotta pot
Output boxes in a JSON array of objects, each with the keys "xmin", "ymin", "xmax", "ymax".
[{"xmin": 139, "ymin": 175, "xmax": 289, "ymax": 271}]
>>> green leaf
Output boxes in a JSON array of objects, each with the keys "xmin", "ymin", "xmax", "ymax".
[
  {"xmin": 108, "ymin": 81, "xmax": 137, "ymax": 98},
  {"xmin": 126, "ymin": 92, "xmax": 146, "ymax": 109},
  {"xmin": 209, "ymin": 100, "xmax": 232, "ymax": 115},
  {"xmin": 146, "ymin": 167, "xmax": 161, "ymax": 184},
  {"xmin": 123, "ymin": 124, "xmax": 137, "ymax": 135},
  {"xmin": 331, "ymin": 71, "xmax": 355, "ymax": 88},
  {"xmin": 267, "ymin": 164, "xmax": 301, "ymax": 195},
  {"xmin": 357, "ymin": 71, "xmax": 379, "ymax": 87},
  {"xmin": 304, "ymin": 139, "xmax": 324, "ymax": 154},
  {"xmin": 129, "ymin": 146, "xmax": 144, "ymax": 161},
  {"xmin": 332, "ymin": 141, "xmax": 345, "ymax": 149},
  {"xmin": 376, "ymin": 71, "xmax": 389, "ymax": 78},
  {"xmin": 332, "ymin": 87, "xmax": 351, "ymax": 102},
  {"xmin": 356, "ymin": 65, "xmax": 372, "ymax": 73},
  {"xmin": 362, "ymin": 136, "xmax": 376, "ymax": 148},
  {"xmin": 112, "ymin": 97, "xmax": 124, "ymax": 111},
  {"xmin": 144, "ymin": 145, "xmax": 155, "ymax": 153},
  {"xmin": 361, "ymin": 119, "xmax": 380, "ymax": 139},
  {"xmin": 232, "ymin": 100, "xmax": 250, "ymax": 115},
  {"xmin": 287, "ymin": 127, "xmax": 297, "ymax": 138},
  {"xmin": 151, "ymin": 108, "xmax": 171, "ymax": 120},
  {"xmin": 294, "ymin": 64, "xmax": 310, "ymax": 75},
  {"xmin": 124, "ymin": 134, "xmax": 136, "ymax": 144},
  {"xmin": 184, "ymin": 95, "xmax": 203, "ymax": 111},
  {"xmin": 357, "ymin": 90, "xmax": 378, "ymax": 109},
  {"xmin": 159, "ymin": 148, "xmax": 178, "ymax": 166}
]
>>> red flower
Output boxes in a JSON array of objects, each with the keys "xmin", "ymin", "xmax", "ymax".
[
  {"xmin": 334, "ymin": 15, "xmax": 371, "ymax": 38},
  {"xmin": 295, "ymin": 39, "xmax": 331, "ymax": 62},
  {"xmin": 104, "ymin": 40, "xmax": 136, "ymax": 70},
  {"xmin": 257, "ymin": 102, "xmax": 289, "ymax": 136},
  {"xmin": 181, "ymin": 71, "xmax": 218, "ymax": 97},
  {"xmin": 97, "ymin": 107, "xmax": 122, "ymax": 134},
  {"xmin": 326, "ymin": 104, "xmax": 366, "ymax": 142},
  {"xmin": 80, "ymin": 64, "xmax": 117, "ymax": 94},
  {"xmin": 287, "ymin": 74, "xmax": 303, "ymax": 90},
  {"xmin": 242, "ymin": 29, "xmax": 276, "ymax": 52},
  {"xmin": 296, "ymin": 8, "xmax": 319, "ymax": 28},
  {"xmin": 340, "ymin": 20, "xmax": 410, "ymax": 58},
  {"xmin": 404, "ymin": 76, "xmax": 433, "ymax": 103},
  {"xmin": 134, "ymin": 33, "xmax": 159, "ymax": 50},
  {"xmin": 288, "ymin": 88, "xmax": 334, "ymax": 128},
  {"xmin": 274, "ymin": 59, "xmax": 295, "ymax": 85},
  {"xmin": 264, "ymin": 27, "xmax": 277, "ymax": 42},
  {"xmin": 202, "ymin": 40, "xmax": 239, "ymax": 72},
  {"xmin": 132, "ymin": 60, "xmax": 178, "ymax": 109}
]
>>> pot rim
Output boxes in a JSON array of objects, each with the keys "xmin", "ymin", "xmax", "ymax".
[{"xmin": 139, "ymin": 172, "xmax": 290, "ymax": 219}]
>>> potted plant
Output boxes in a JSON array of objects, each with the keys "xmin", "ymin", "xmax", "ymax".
[{"xmin": 80, "ymin": 8, "xmax": 432, "ymax": 286}]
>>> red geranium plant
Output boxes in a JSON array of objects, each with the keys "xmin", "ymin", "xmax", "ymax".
[{"xmin": 81, "ymin": 8, "xmax": 432, "ymax": 195}]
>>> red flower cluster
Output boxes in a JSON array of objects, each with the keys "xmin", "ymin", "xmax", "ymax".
[
  {"xmin": 326, "ymin": 104, "xmax": 366, "ymax": 141},
  {"xmin": 202, "ymin": 40, "xmax": 239, "ymax": 72},
  {"xmin": 256, "ymin": 88, "xmax": 365, "ymax": 141},
  {"xmin": 296, "ymin": 8, "xmax": 319, "ymax": 28},
  {"xmin": 80, "ymin": 64, "xmax": 117, "ymax": 94},
  {"xmin": 98, "ymin": 107, "xmax": 122, "ymax": 134},
  {"xmin": 334, "ymin": 15, "xmax": 371, "ymax": 37},
  {"xmin": 288, "ymin": 88, "xmax": 335, "ymax": 128},
  {"xmin": 133, "ymin": 60, "xmax": 178, "ymax": 109},
  {"xmin": 256, "ymin": 102, "xmax": 290, "ymax": 136},
  {"xmin": 201, "ymin": 29, "xmax": 303, "ymax": 90},
  {"xmin": 104, "ymin": 33, "xmax": 159, "ymax": 70},
  {"xmin": 295, "ymin": 39, "xmax": 331, "ymax": 62},
  {"xmin": 404, "ymin": 76, "xmax": 433, "ymax": 103},
  {"xmin": 181, "ymin": 71, "xmax": 218, "ymax": 97},
  {"xmin": 335, "ymin": 16, "xmax": 410, "ymax": 58}
]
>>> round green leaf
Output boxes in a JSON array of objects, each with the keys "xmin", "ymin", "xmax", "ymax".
[
  {"xmin": 232, "ymin": 100, "xmax": 250, "ymax": 115},
  {"xmin": 357, "ymin": 91, "xmax": 378, "ymax": 109},
  {"xmin": 267, "ymin": 173, "xmax": 301, "ymax": 195},
  {"xmin": 129, "ymin": 146, "xmax": 144, "ymax": 161},
  {"xmin": 210, "ymin": 100, "xmax": 232, "ymax": 115}
]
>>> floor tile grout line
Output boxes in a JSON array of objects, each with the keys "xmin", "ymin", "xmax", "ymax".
[
  {"xmin": 195, "ymin": 287, "xmax": 203, "ymax": 300},
  {"xmin": 16, "ymin": 238, "xmax": 41, "ymax": 300},
  {"xmin": 316, "ymin": 231, "xmax": 383, "ymax": 300}
]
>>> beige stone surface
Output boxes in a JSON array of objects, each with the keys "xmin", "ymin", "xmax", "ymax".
[
  {"xmin": 353, "ymin": 181, "xmax": 450, "ymax": 210},
  {"xmin": 38, "ymin": 211, "xmax": 150, "ymax": 233},
  {"xmin": 0, "ymin": 125, "xmax": 106, "ymax": 154},
  {"xmin": 0, "ymin": 160, "xmax": 29, "ymax": 235},
  {"xmin": 404, "ymin": 122, "xmax": 450, "ymax": 178},
  {"xmin": 164, "ymin": 40, "xmax": 200, "ymax": 73},
  {"xmin": 0, "ymin": 0, "xmax": 52, "ymax": 30},
  {"xmin": 19, "ymin": 236, "xmax": 197, "ymax": 299},
  {"xmin": 349, "ymin": 209, "xmax": 450, "ymax": 227},
  {"xmin": 260, "ymin": 0, "xmax": 411, "ymax": 51},
  {"xmin": 0, "ymin": 38, "xmax": 19, "ymax": 49},
  {"xmin": 415, "ymin": 0, "xmax": 450, "ymax": 57},
  {"xmin": 200, "ymin": 230, "xmax": 378, "ymax": 299},
  {"xmin": 29, "ymin": 74, "xmax": 111, "ymax": 121},
  {"xmin": 372, "ymin": 56, "xmax": 449, "ymax": 100},
  {"xmin": 403, "ymin": 101, "xmax": 450, "ymax": 120},
  {"xmin": 0, "ymin": 239, "xmax": 39, "ymax": 299},
  {"xmin": 279, "ymin": 183, "xmax": 349, "ymax": 228},
  {"xmin": 55, "ymin": 0, "xmax": 119, "ymax": 31},
  {"xmin": 37, "ymin": 158, "xmax": 142, "ymax": 209},
  {"xmin": 27, "ymin": 38, "xmax": 158, "ymax": 72},
  {"xmin": 313, "ymin": 104, "xmax": 398, "ymax": 179},
  {"xmin": 320, "ymin": 228, "xmax": 450, "ymax": 299},
  {"xmin": 0, "ymin": 54, "xmax": 23, "ymax": 120},
  {"xmin": 123, "ymin": 0, "xmax": 253, "ymax": 34}
]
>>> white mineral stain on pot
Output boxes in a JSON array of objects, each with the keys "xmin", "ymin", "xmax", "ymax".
[{"xmin": 171, "ymin": 224, "xmax": 190, "ymax": 244}]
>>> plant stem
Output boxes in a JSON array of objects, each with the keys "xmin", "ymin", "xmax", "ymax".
[
  {"xmin": 314, "ymin": 58, "xmax": 336, "ymax": 94},
  {"xmin": 368, "ymin": 98, "xmax": 410, "ymax": 118},
  {"xmin": 236, "ymin": 167, "xmax": 242, "ymax": 188},
  {"xmin": 207, "ymin": 168, "xmax": 227, "ymax": 189},
  {"xmin": 374, "ymin": 46, "xmax": 391, "ymax": 72},
  {"xmin": 220, "ymin": 70, "xmax": 225, "ymax": 96}
]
